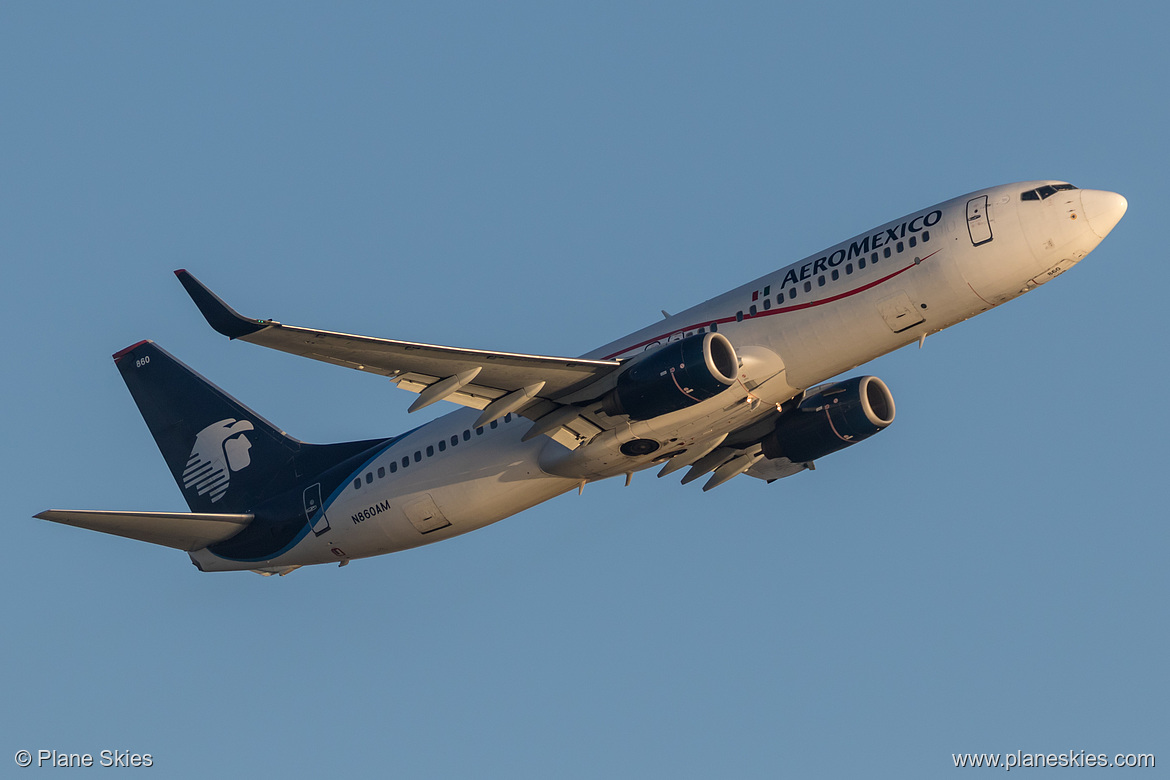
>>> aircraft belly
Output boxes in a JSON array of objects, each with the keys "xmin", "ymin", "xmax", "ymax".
[
  {"xmin": 770, "ymin": 234, "xmax": 1012, "ymax": 388},
  {"xmin": 777, "ymin": 292, "xmax": 908, "ymax": 389}
]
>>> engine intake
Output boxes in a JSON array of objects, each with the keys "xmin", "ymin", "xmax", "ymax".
[
  {"xmin": 761, "ymin": 375, "xmax": 895, "ymax": 463},
  {"xmin": 600, "ymin": 332, "xmax": 739, "ymax": 421}
]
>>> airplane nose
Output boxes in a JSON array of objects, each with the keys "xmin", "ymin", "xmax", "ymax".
[{"xmin": 1079, "ymin": 189, "xmax": 1128, "ymax": 239}]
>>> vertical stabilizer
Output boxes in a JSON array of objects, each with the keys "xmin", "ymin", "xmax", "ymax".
[{"xmin": 113, "ymin": 341, "xmax": 383, "ymax": 515}]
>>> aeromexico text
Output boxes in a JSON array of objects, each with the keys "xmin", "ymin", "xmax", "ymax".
[{"xmin": 777, "ymin": 210, "xmax": 942, "ymax": 290}]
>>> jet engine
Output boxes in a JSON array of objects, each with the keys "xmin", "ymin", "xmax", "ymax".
[
  {"xmin": 600, "ymin": 332, "xmax": 739, "ymax": 421},
  {"xmin": 761, "ymin": 375, "xmax": 895, "ymax": 463}
]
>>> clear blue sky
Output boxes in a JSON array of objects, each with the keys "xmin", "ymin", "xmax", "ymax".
[{"xmin": 3, "ymin": 2, "xmax": 1165, "ymax": 777}]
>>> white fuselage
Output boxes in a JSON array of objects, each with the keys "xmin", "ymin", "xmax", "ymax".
[{"xmin": 191, "ymin": 181, "xmax": 1125, "ymax": 572}]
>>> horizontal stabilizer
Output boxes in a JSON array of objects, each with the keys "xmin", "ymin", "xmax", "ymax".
[{"xmin": 35, "ymin": 510, "xmax": 253, "ymax": 551}]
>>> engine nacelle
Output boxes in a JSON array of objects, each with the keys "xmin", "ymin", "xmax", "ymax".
[
  {"xmin": 600, "ymin": 332, "xmax": 739, "ymax": 421},
  {"xmin": 761, "ymin": 375, "xmax": 895, "ymax": 463}
]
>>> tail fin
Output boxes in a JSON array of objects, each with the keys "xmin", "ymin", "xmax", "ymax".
[{"xmin": 114, "ymin": 341, "xmax": 381, "ymax": 514}]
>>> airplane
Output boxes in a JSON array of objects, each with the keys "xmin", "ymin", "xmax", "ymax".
[{"xmin": 36, "ymin": 181, "xmax": 1127, "ymax": 575}]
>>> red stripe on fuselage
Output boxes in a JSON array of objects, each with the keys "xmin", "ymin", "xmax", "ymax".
[{"xmin": 601, "ymin": 249, "xmax": 941, "ymax": 360}]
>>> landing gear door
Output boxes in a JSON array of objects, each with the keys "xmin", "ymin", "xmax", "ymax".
[
  {"xmin": 304, "ymin": 483, "xmax": 330, "ymax": 536},
  {"xmin": 966, "ymin": 195, "xmax": 993, "ymax": 246}
]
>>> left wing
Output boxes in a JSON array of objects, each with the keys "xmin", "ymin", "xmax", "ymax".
[{"xmin": 175, "ymin": 270, "xmax": 624, "ymax": 437}]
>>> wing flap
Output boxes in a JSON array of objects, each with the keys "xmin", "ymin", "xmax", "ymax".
[{"xmin": 36, "ymin": 510, "xmax": 253, "ymax": 552}]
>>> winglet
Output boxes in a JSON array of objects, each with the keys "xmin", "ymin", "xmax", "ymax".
[{"xmin": 174, "ymin": 269, "xmax": 268, "ymax": 339}]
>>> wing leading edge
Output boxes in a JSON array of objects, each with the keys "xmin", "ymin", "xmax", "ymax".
[{"xmin": 175, "ymin": 270, "xmax": 623, "ymax": 431}]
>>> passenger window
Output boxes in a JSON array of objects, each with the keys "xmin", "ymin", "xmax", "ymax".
[
  {"xmin": 922, "ymin": 230, "xmax": 930, "ymax": 242},
  {"xmin": 871, "ymin": 252, "xmax": 879, "ymax": 264},
  {"xmin": 402, "ymin": 456, "xmax": 409, "ymax": 468},
  {"xmin": 908, "ymin": 236, "xmax": 917, "ymax": 248},
  {"xmin": 463, "ymin": 430, "xmax": 471, "ymax": 441},
  {"xmin": 390, "ymin": 462, "xmax": 397, "ymax": 473},
  {"xmin": 365, "ymin": 473, "xmax": 373, "ymax": 484},
  {"xmin": 817, "ymin": 275, "xmax": 825, "ymax": 287},
  {"xmin": 846, "ymin": 263, "xmax": 853, "ymax": 275},
  {"xmin": 414, "ymin": 451, "xmax": 422, "ymax": 462},
  {"xmin": 788, "ymin": 288, "xmax": 796, "ymax": 300},
  {"xmin": 884, "ymin": 247, "xmax": 891, "ymax": 258},
  {"xmin": 353, "ymin": 478, "xmax": 361, "ymax": 490},
  {"xmin": 476, "ymin": 427, "xmax": 484, "ymax": 435},
  {"xmin": 763, "ymin": 299, "xmax": 771, "ymax": 310},
  {"xmin": 858, "ymin": 258, "xmax": 866, "ymax": 269},
  {"xmin": 749, "ymin": 304, "xmax": 757, "ymax": 316},
  {"xmin": 426, "ymin": 445, "xmax": 434, "ymax": 457},
  {"xmin": 451, "ymin": 435, "xmax": 458, "ymax": 446},
  {"xmin": 438, "ymin": 440, "xmax": 446, "ymax": 452},
  {"xmin": 490, "ymin": 420, "xmax": 498, "ymax": 429},
  {"xmin": 896, "ymin": 241, "xmax": 904, "ymax": 253},
  {"xmin": 377, "ymin": 467, "xmax": 385, "ymax": 478},
  {"xmin": 803, "ymin": 281, "xmax": 812, "ymax": 292},
  {"xmin": 736, "ymin": 311, "xmax": 743, "ymax": 322},
  {"xmin": 504, "ymin": 413, "xmax": 513, "ymax": 423},
  {"xmin": 710, "ymin": 322, "xmax": 718, "ymax": 332},
  {"xmin": 832, "ymin": 270, "xmax": 839, "ymax": 281}
]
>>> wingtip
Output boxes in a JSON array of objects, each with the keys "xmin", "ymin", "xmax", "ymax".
[{"xmin": 175, "ymin": 270, "xmax": 266, "ymax": 340}]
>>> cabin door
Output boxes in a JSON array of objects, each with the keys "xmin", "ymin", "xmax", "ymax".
[
  {"xmin": 304, "ymin": 483, "xmax": 330, "ymax": 536},
  {"xmin": 966, "ymin": 195, "xmax": 993, "ymax": 246}
]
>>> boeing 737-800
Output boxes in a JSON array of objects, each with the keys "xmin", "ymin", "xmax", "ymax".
[{"xmin": 37, "ymin": 181, "xmax": 1127, "ymax": 574}]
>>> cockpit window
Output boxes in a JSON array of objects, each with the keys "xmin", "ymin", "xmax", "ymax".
[{"xmin": 1021, "ymin": 183, "xmax": 1077, "ymax": 201}]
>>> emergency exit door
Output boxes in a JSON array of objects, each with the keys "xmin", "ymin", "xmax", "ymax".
[{"xmin": 403, "ymin": 494, "xmax": 452, "ymax": 535}]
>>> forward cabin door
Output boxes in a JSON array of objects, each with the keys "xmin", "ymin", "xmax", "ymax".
[{"xmin": 966, "ymin": 195, "xmax": 993, "ymax": 246}]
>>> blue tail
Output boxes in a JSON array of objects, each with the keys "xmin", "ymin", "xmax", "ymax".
[{"xmin": 114, "ymin": 341, "xmax": 388, "ymax": 516}]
